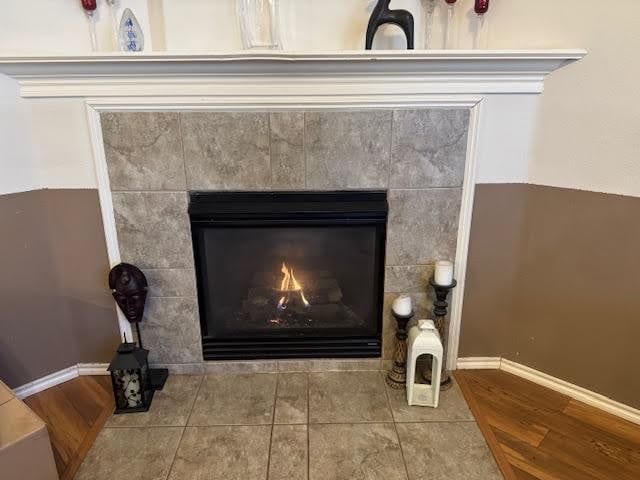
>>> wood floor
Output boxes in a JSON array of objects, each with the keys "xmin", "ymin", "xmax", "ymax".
[
  {"xmin": 455, "ymin": 369, "xmax": 640, "ymax": 480},
  {"xmin": 24, "ymin": 376, "xmax": 114, "ymax": 480}
]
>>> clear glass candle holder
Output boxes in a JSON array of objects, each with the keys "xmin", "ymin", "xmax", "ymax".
[
  {"xmin": 444, "ymin": 2, "xmax": 457, "ymax": 49},
  {"xmin": 237, "ymin": 0, "xmax": 281, "ymax": 49}
]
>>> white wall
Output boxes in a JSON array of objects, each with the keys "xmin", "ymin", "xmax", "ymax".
[
  {"xmin": 1, "ymin": 0, "xmax": 152, "ymax": 54},
  {"xmin": 160, "ymin": 0, "xmax": 438, "ymax": 51},
  {"xmin": 479, "ymin": 0, "xmax": 640, "ymax": 198},
  {"xmin": 0, "ymin": 75, "xmax": 37, "ymax": 194},
  {"xmin": 0, "ymin": 0, "xmax": 638, "ymax": 197}
]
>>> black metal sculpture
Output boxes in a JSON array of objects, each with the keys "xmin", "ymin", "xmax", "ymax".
[
  {"xmin": 365, "ymin": 0, "xmax": 415, "ymax": 50},
  {"xmin": 109, "ymin": 262, "xmax": 168, "ymax": 391}
]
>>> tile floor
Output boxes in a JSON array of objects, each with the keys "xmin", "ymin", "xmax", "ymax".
[{"xmin": 76, "ymin": 371, "xmax": 502, "ymax": 480}]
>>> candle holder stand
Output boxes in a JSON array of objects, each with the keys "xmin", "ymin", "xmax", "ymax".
[
  {"xmin": 385, "ymin": 310, "xmax": 414, "ymax": 389},
  {"xmin": 422, "ymin": 278, "xmax": 457, "ymax": 390}
]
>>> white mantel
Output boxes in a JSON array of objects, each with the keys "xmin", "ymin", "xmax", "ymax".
[
  {"xmin": 0, "ymin": 50, "xmax": 585, "ymax": 98},
  {"xmin": 0, "ymin": 49, "xmax": 584, "ymax": 369}
]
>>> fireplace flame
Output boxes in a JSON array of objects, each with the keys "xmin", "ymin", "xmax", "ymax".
[{"xmin": 277, "ymin": 262, "xmax": 310, "ymax": 309}]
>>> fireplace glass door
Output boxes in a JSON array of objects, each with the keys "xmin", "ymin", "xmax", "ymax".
[{"xmin": 190, "ymin": 191, "xmax": 387, "ymax": 360}]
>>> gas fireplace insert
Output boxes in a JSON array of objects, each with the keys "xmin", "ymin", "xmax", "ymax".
[{"xmin": 189, "ymin": 191, "xmax": 387, "ymax": 360}]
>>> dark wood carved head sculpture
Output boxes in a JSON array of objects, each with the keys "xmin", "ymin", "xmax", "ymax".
[{"xmin": 109, "ymin": 263, "xmax": 148, "ymax": 324}]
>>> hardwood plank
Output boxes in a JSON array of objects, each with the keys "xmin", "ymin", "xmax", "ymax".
[
  {"xmin": 563, "ymin": 399, "xmax": 640, "ymax": 445},
  {"xmin": 23, "ymin": 376, "xmax": 114, "ymax": 478},
  {"xmin": 496, "ymin": 429, "xmax": 600, "ymax": 480},
  {"xmin": 483, "ymin": 405, "xmax": 549, "ymax": 447},
  {"xmin": 462, "ymin": 369, "xmax": 571, "ymax": 413},
  {"xmin": 464, "ymin": 381, "xmax": 551, "ymax": 446},
  {"xmin": 512, "ymin": 465, "xmax": 541, "ymax": 480},
  {"xmin": 466, "ymin": 372, "xmax": 640, "ymax": 458},
  {"xmin": 539, "ymin": 429, "xmax": 639, "ymax": 480},
  {"xmin": 26, "ymin": 384, "xmax": 89, "ymax": 470},
  {"xmin": 58, "ymin": 376, "xmax": 111, "ymax": 425},
  {"xmin": 456, "ymin": 369, "xmax": 640, "ymax": 480}
]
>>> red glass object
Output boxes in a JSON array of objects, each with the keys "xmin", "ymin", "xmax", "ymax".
[
  {"xmin": 81, "ymin": 0, "xmax": 97, "ymax": 11},
  {"xmin": 474, "ymin": 0, "xmax": 490, "ymax": 15}
]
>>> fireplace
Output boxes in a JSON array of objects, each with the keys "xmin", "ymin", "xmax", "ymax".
[{"xmin": 189, "ymin": 191, "xmax": 387, "ymax": 360}]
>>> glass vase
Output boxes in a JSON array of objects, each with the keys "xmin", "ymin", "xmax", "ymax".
[{"xmin": 237, "ymin": 0, "xmax": 281, "ymax": 50}]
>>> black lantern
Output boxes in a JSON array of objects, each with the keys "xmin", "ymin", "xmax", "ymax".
[{"xmin": 108, "ymin": 340, "xmax": 155, "ymax": 414}]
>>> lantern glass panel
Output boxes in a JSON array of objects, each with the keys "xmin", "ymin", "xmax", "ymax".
[{"xmin": 113, "ymin": 368, "xmax": 146, "ymax": 410}]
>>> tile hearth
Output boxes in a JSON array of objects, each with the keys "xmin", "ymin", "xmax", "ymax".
[{"xmin": 77, "ymin": 372, "xmax": 501, "ymax": 480}]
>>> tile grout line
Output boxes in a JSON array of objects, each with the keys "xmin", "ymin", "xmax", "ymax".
[
  {"xmin": 381, "ymin": 372, "xmax": 411, "ymax": 480},
  {"xmin": 388, "ymin": 110, "xmax": 394, "ymax": 189},
  {"xmin": 164, "ymin": 374, "xmax": 206, "ymax": 480},
  {"xmin": 102, "ymin": 418, "xmax": 475, "ymax": 429},
  {"xmin": 306, "ymin": 372, "xmax": 310, "ymax": 480},
  {"xmin": 268, "ymin": 112, "xmax": 274, "ymax": 189},
  {"xmin": 176, "ymin": 113, "xmax": 190, "ymax": 192},
  {"xmin": 303, "ymin": 112, "xmax": 308, "ymax": 189},
  {"xmin": 265, "ymin": 373, "xmax": 280, "ymax": 480}
]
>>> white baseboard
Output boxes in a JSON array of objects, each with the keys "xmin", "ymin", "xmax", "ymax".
[
  {"xmin": 14, "ymin": 366, "xmax": 79, "ymax": 399},
  {"xmin": 78, "ymin": 363, "xmax": 110, "ymax": 376},
  {"xmin": 13, "ymin": 363, "xmax": 110, "ymax": 399},
  {"xmin": 456, "ymin": 356, "xmax": 501, "ymax": 369},
  {"xmin": 456, "ymin": 357, "xmax": 640, "ymax": 426}
]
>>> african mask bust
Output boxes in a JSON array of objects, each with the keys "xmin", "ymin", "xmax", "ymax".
[{"xmin": 109, "ymin": 263, "xmax": 148, "ymax": 324}]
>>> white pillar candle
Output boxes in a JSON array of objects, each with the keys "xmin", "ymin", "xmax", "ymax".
[
  {"xmin": 392, "ymin": 294, "xmax": 413, "ymax": 316},
  {"xmin": 434, "ymin": 260, "xmax": 454, "ymax": 286}
]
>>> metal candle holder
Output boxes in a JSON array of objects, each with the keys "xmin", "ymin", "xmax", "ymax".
[
  {"xmin": 422, "ymin": 277, "xmax": 457, "ymax": 390},
  {"xmin": 385, "ymin": 310, "xmax": 414, "ymax": 389}
]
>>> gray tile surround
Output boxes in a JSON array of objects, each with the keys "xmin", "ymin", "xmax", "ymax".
[
  {"xmin": 181, "ymin": 112, "xmax": 271, "ymax": 190},
  {"xmin": 387, "ymin": 188, "xmax": 462, "ymax": 265},
  {"xmin": 102, "ymin": 112, "xmax": 186, "ymax": 191},
  {"xmin": 305, "ymin": 111, "xmax": 392, "ymax": 189},
  {"xmin": 102, "ymin": 109, "xmax": 469, "ymax": 366},
  {"xmin": 143, "ymin": 296, "xmax": 202, "ymax": 364},
  {"xmin": 78, "ymin": 372, "xmax": 498, "ymax": 480},
  {"xmin": 385, "ymin": 264, "xmax": 436, "ymax": 293},
  {"xmin": 391, "ymin": 109, "xmax": 470, "ymax": 188},
  {"xmin": 112, "ymin": 191, "xmax": 193, "ymax": 269},
  {"xmin": 144, "ymin": 268, "xmax": 196, "ymax": 297},
  {"xmin": 270, "ymin": 112, "xmax": 305, "ymax": 189}
]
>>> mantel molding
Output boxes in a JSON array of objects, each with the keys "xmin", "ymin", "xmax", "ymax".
[{"xmin": 0, "ymin": 49, "xmax": 586, "ymax": 98}]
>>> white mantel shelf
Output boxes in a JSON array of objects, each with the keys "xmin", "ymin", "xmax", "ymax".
[{"xmin": 0, "ymin": 49, "xmax": 586, "ymax": 98}]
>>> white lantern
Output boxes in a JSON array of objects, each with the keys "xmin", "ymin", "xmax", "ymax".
[{"xmin": 406, "ymin": 319, "xmax": 443, "ymax": 407}]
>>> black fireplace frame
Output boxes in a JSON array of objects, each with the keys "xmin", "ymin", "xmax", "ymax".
[{"xmin": 189, "ymin": 191, "xmax": 388, "ymax": 360}]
